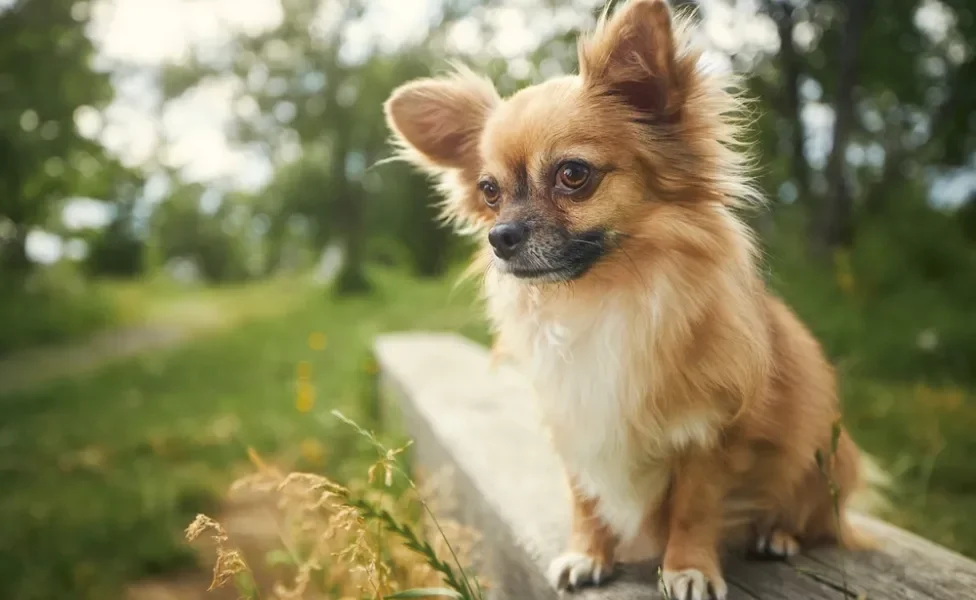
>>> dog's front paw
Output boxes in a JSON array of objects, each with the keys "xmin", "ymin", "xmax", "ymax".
[
  {"xmin": 659, "ymin": 568, "xmax": 727, "ymax": 600},
  {"xmin": 753, "ymin": 529, "xmax": 800, "ymax": 559},
  {"xmin": 547, "ymin": 552, "xmax": 611, "ymax": 591}
]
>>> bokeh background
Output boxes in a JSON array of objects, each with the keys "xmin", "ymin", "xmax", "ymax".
[{"xmin": 0, "ymin": 0, "xmax": 974, "ymax": 598}]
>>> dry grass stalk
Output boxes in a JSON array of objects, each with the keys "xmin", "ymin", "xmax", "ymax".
[{"xmin": 187, "ymin": 415, "xmax": 485, "ymax": 600}]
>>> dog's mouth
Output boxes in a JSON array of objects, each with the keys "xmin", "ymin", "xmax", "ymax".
[{"xmin": 499, "ymin": 229, "xmax": 609, "ymax": 283}]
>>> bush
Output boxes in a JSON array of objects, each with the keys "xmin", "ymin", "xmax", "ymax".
[{"xmin": 0, "ymin": 264, "xmax": 117, "ymax": 354}]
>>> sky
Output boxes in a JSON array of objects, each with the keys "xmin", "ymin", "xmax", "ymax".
[{"xmin": 25, "ymin": 0, "xmax": 976, "ymax": 263}]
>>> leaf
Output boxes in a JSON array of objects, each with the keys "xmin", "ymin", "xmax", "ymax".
[
  {"xmin": 831, "ymin": 419, "xmax": 843, "ymax": 455},
  {"xmin": 265, "ymin": 548, "xmax": 294, "ymax": 567},
  {"xmin": 232, "ymin": 572, "xmax": 259, "ymax": 600},
  {"xmin": 385, "ymin": 588, "xmax": 463, "ymax": 599}
]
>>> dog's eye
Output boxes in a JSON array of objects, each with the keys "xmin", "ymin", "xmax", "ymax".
[
  {"xmin": 478, "ymin": 178, "xmax": 500, "ymax": 207},
  {"xmin": 555, "ymin": 161, "xmax": 591, "ymax": 192}
]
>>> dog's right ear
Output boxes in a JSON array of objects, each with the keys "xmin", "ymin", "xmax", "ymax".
[{"xmin": 384, "ymin": 68, "xmax": 499, "ymax": 173}]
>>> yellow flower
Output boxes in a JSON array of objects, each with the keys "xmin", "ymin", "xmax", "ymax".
[
  {"xmin": 296, "ymin": 381, "xmax": 315, "ymax": 413},
  {"xmin": 296, "ymin": 360, "xmax": 312, "ymax": 380},
  {"xmin": 833, "ymin": 249, "xmax": 856, "ymax": 296},
  {"xmin": 942, "ymin": 389, "xmax": 964, "ymax": 412},
  {"xmin": 308, "ymin": 331, "xmax": 327, "ymax": 351},
  {"xmin": 301, "ymin": 438, "xmax": 327, "ymax": 466},
  {"xmin": 73, "ymin": 562, "xmax": 95, "ymax": 587}
]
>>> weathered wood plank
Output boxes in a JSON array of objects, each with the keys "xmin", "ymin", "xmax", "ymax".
[{"xmin": 375, "ymin": 332, "xmax": 976, "ymax": 600}]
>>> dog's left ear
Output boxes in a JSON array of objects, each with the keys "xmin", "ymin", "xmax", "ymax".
[
  {"xmin": 384, "ymin": 68, "xmax": 499, "ymax": 172},
  {"xmin": 578, "ymin": 0, "xmax": 686, "ymax": 122}
]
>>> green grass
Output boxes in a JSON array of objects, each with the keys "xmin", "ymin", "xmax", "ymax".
[
  {"xmin": 0, "ymin": 268, "xmax": 487, "ymax": 600},
  {"xmin": 0, "ymin": 264, "xmax": 314, "ymax": 357},
  {"xmin": 763, "ymin": 225, "xmax": 976, "ymax": 557},
  {"xmin": 0, "ymin": 267, "xmax": 117, "ymax": 356}
]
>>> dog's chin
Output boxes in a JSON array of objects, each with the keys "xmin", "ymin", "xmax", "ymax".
[{"xmin": 495, "ymin": 257, "xmax": 601, "ymax": 284}]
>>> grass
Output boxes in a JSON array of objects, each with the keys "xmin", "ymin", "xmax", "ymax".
[
  {"xmin": 0, "ymin": 268, "xmax": 487, "ymax": 600},
  {"xmin": 102, "ymin": 275, "xmax": 316, "ymax": 330},
  {"xmin": 764, "ymin": 227, "xmax": 976, "ymax": 557},
  {"xmin": 0, "ymin": 266, "xmax": 117, "ymax": 355},
  {"xmin": 0, "ymin": 264, "xmax": 316, "ymax": 357}
]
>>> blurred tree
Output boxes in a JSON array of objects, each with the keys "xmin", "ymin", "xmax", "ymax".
[
  {"xmin": 162, "ymin": 0, "xmax": 387, "ymax": 294},
  {"xmin": 816, "ymin": 0, "xmax": 872, "ymax": 252},
  {"xmin": 84, "ymin": 175, "xmax": 147, "ymax": 278},
  {"xmin": 0, "ymin": 0, "xmax": 120, "ymax": 277},
  {"xmin": 149, "ymin": 183, "xmax": 254, "ymax": 283},
  {"xmin": 158, "ymin": 0, "xmax": 603, "ymax": 292},
  {"xmin": 745, "ymin": 0, "xmax": 975, "ymax": 257}
]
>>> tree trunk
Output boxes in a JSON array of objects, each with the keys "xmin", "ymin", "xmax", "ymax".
[
  {"xmin": 814, "ymin": 0, "xmax": 872, "ymax": 254},
  {"xmin": 0, "ymin": 226, "xmax": 30, "ymax": 276},
  {"xmin": 767, "ymin": 0, "xmax": 810, "ymax": 205},
  {"xmin": 332, "ymin": 136, "xmax": 371, "ymax": 296}
]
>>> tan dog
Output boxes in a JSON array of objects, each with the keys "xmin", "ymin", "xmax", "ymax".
[{"xmin": 384, "ymin": 1, "xmax": 867, "ymax": 598}]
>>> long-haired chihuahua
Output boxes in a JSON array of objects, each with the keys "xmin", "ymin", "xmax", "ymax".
[{"xmin": 384, "ymin": 1, "xmax": 869, "ymax": 598}]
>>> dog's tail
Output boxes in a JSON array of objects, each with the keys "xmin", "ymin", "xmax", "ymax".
[
  {"xmin": 839, "ymin": 452, "xmax": 892, "ymax": 551},
  {"xmin": 848, "ymin": 452, "xmax": 892, "ymax": 514}
]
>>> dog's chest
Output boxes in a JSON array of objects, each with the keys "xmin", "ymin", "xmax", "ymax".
[{"xmin": 501, "ymin": 295, "xmax": 670, "ymax": 539}]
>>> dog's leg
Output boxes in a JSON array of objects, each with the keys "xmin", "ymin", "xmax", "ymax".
[
  {"xmin": 660, "ymin": 452, "xmax": 728, "ymax": 600},
  {"xmin": 547, "ymin": 480, "xmax": 617, "ymax": 591},
  {"xmin": 753, "ymin": 528, "xmax": 801, "ymax": 559}
]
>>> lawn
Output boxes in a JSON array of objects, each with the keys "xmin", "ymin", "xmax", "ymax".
[
  {"xmin": 0, "ymin": 268, "xmax": 488, "ymax": 600},
  {"xmin": 0, "ymin": 261, "xmax": 973, "ymax": 600}
]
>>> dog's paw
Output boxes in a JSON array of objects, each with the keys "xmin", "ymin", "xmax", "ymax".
[
  {"xmin": 658, "ymin": 568, "xmax": 727, "ymax": 600},
  {"xmin": 547, "ymin": 552, "xmax": 611, "ymax": 591},
  {"xmin": 753, "ymin": 529, "xmax": 800, "ymax": 559}
]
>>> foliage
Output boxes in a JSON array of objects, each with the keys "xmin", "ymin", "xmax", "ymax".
[
  {"xmin": 746, "ymin": 0, "xmax": 976, "ymax": 252},
  {"xmin": 148, "ymin": 183, "xmax": 258, "ymax": 283},
  {"xmin": 0, "ymin": 264, "xmax": 116, "ymax": 355},
  {"xmin": 0, "ymin": 0, "xmax": 137, "ymax": 275}
]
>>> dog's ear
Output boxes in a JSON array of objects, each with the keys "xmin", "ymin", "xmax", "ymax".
[
  {"xmin": 384, "ymin": 68, "xmax": 499, "ymax": 172},
  {"xmin": 578, "ymin": 0, "xmax": 685, "ymax": 122}
]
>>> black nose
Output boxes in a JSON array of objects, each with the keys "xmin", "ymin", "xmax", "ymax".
[{"xmin": 488, "ymin": 222, "xmax": 529, "ymax": 260}]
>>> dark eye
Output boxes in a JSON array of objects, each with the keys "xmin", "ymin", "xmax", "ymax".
[
  {"xmin": 555, "ymin": 161, "xmax": 591, "ymax": 192},
  {"xmin": 478, "ymin": 178, "xmax": 500, "ymax": 207}
]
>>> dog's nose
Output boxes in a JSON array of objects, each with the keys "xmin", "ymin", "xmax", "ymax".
[{"xmin": 488, "ymin": 222, "xmax": 529, "ymax": 260}]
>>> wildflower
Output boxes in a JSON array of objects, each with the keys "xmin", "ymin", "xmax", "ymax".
[
  {"xmin": 301, "ymin": 438, "xmax": 327, "ymax": 466},
  {"xmin": 296, "ymin": 381, "xmax": 315, "ymax": 413},
  {"xmin": 364, "ymin": 358, "xmax": 379, "ymax": 375},
  {"xmin": 308, "ymin": 331, "xmax": 327, "ymax": 351},
  {"xmin": 833, "ymin": 249, "xmax": 855, "ymax": 296}
]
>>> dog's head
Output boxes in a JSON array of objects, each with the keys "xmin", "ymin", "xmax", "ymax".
[{"xmin": 385, "ymin": 0, "xmax": 756, "ymax": 284}]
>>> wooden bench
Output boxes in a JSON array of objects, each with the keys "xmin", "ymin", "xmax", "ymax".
[{"xmin": 374, "ymin": 332, "xmax": 976, "ymax": 600}]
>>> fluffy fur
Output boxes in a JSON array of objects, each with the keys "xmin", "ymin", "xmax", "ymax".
[{"xmin": 384, "ymin": 1, "xmax": 869, "ymax": 598}]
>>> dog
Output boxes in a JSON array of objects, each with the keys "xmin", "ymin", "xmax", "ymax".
[{"xmin": 383, "ymin": 1, "xmax": 869, "ymax": 598}]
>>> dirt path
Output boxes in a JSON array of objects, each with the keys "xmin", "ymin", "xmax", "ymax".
[
  {"xmin": 125, "ymin": 494, "xmax": 283, "ymax": 600},
  {"xmin": 0, "ymin": 324, "xmax": 194, "ymax": 396},
  {"xmin": 0, "ymin": 269, "xmax": 339, "ymax": 398}
]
